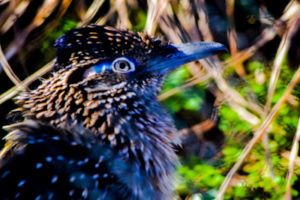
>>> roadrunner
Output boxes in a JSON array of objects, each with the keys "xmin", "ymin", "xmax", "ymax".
[{"xmin": 0, "ymin": 25, "xmax": 225, "ymax": 199}]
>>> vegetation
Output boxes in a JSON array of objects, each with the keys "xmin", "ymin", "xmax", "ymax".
[
  {"xmin": 0, "ymin": 0, "xmax": 299, "ymax": 199},
  {"xmin": 168, "ymin": 59, "xmax": 299, "ymax": 199}
]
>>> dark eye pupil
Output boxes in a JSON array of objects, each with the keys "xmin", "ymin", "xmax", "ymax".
[{"xmin": 119, "ymin": 62, "xmax": 127, "ymax": 69}]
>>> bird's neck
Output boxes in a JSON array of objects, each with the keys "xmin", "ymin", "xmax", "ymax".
[{"xmin": 18, "ymin": 82, "xmax": 179, "ymax": 198}]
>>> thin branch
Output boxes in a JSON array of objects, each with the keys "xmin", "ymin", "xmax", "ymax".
[
  {"xmin": 285, "ymin": 117, "xmax": 300, "ymax": 200},
  {"xmin": 158, "ymin": 73, "xmax": 211, "ymax": 101},
  {"xmin": 0, "ymin": 44, "xmax": 27, "ymax": 91},
  {"xmin": 265, "ymin": 10, "xmax": 300, "ymax": 112},
  {"xmin": 0, "ymin": 60, "xmax": 54, "ymax": 104}
]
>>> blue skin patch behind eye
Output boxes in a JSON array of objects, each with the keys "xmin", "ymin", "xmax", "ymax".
[
  {"xmin": 83, "ymin": 62, "xmax": 112, "ymax": 79},
  {"xmin": 83, "ymin": 57, "xmax": 137, "ymax": 79},
  {"xmin": 92, "ymin": 62, "xmax": 112, "ymax": 73}
]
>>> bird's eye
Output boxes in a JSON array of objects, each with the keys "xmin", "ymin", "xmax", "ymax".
[{"xmin": 112, "ymin": 57, "xmax": 135, "ymax": 73}]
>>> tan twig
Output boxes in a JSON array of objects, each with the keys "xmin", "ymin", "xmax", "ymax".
[
  {"xmin": 3, "ymin": 0, "xmax": 72, "ymax": 63},
  {"xmin": 0, "ymin": 44, "xmax": 26, "ymax": 91},
  {"xmin": 0, "ymin": 60, "xmax": 54, "ymax": 105},
  {"xmin": 0, "ymin": 0, "xmax": 30, "ymax": 34},
  {"xmin": 261, "ymin": 133, "xmax": 275, "ymax": 178},
  {"xmin": 216, "ymin": 66, "xmax": 300, "ymax": 200},
  {"xmin": 4, "ymin": 0, "xmax": 60, "ymax": 60},
  {"xmin": 285, "ymin": 117, "xmax": 300, "ymax": 200},
  {"xmin": 193, "ymin": 0, "xmax": 213, "ymax": 42}
]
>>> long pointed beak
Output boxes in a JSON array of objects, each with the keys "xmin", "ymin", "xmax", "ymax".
[
  {"xmin": 172, "ymin": 42, "xmax": 226, "ymax": 62},
  {"xmin": 146, "ymin": 42, "xmax": 227, "ymax": 74}
]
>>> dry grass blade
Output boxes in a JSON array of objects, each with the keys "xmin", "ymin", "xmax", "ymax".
[
  {"xmin": 144, "ymin": 0, "xmax": 168, "ymax": 35},
  {"xmin": 44, "ymin": 0, "xmax": 72, "ymax": 26},
  {"xmin": 78, "ymin": 0, "xmax": 106, "ymax": 27},
  {"xmin": 96, "ymin": 0, "xmax": 123, "ymax": 25},
  {"xmin": 216, "ymin": 66, "xmax": 300, "ymax": 200},
  {"xmin": 265, "ymin": 10, "xmax": 300, "ymax": 112},
  {"xmin": 223, "ymin": 27, "xmax": 276, "ymax": 67},
  {"xmin": 227, "ymin": 100, "xmax": 260, "ymax": 126},
  {"xmin": 116, "ymin": 0, "xmax": 131, "ymax": 29},
  {"xmin": 225, "ymin": 0, "xmax": 246, "ymax": 76},
  {"xmin": 0, "ymin": 0, "xmax": 10, "ymax": 6},
  {"xmin": 202, "ymin": 59, "xmax": 265, "ymax": 117},
  {"xmin": 0, "ymin": 0, "xmax": 72, "ymax": 105},
  {"xmin": 0, "ymin": 0, "xmax": 22, "ymax": 27},
  {"xmin": 262, "ymin": 133, "xmax": 275, "ymax": 178},
  {"xmin": 0, "ymin": 45, "xmax": 26, "ymax": 91},
  {"xmin": 193, "ymin": 0, "xmax": 212, "ymax": 42},
  {"xmin": 4, "ymin": 0, "xmax": 60, "ymax": 60},
  {"xmin": 285, "ymin": 118, "xmax": 300, "ymax": 200},
  {"xmin": 158, "ymin": 73, "xmax": 211, "ymax": 101},
  {"xmin": 0, "ymin": 0, "xmax": 30, "ymax": 34},
  {"xmin": 282, "ymin": 152, "xmax": 300, "ymax": 167},
  {"xmin": 0, "ymin": 60, "xmax": 54, "ymax": 105},
  {"xmin": 158, "ymin": 1, "xmax": 193, "ymax": 44}
]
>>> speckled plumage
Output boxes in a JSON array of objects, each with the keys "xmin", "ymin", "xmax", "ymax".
[{"xmin": 0, "ymin": 25, "xmax": 225, "ymax": 199}]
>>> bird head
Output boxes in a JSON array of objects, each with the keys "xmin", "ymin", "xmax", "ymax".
[
  {"xmin": 18, "ymin": 25, "xmax": 225, "ymax": 130},
  {"xmin": 54, "ymin": 25, "xmax": 226, "ymax": 97}
]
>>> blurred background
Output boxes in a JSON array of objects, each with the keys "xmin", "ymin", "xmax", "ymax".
[{"xmin": 0, "ymin": 0, "xmax": 299, "ymax": 199}]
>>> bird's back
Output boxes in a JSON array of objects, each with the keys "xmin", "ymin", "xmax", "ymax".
[
  {"xmin": 0, "ymin": 120, "xmax": 172, "ymax": 200},
  {"xmin": 0, "ymin": 122, "xmax": 124, "ymax": 199}
]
